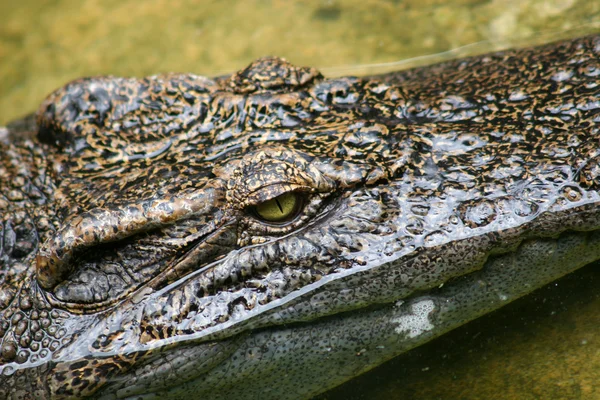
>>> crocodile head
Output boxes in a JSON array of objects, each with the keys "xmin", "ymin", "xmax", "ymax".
[{"xmin": 1, "ymin": 35, "xmax": 600, "ymax": 399}]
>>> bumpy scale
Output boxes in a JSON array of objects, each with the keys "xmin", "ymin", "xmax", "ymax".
[{"xmin": 0, "ymin": 35, "xmax": 600, "ymax": 399}]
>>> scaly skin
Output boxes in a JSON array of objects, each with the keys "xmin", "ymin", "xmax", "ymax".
[{"xmin": 0, "ymin": 35, "xmax": 599, "ymax": 399}]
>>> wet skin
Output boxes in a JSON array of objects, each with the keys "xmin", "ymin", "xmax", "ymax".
[{"xmin": 0, "ymin": 35, "xmax": 599, "ymax": 399}]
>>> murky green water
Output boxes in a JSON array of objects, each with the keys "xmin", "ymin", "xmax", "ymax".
[
  {"xmin": 1, "ymin": 0, "xmax": 599, "ymax": 125},
  {"xmin": 1, "ymin": 1, "xmax": 599, "ymax": 398}
]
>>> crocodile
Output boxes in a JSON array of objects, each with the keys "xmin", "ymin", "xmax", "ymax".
[{"xmin": 1, "ymin": 34, "xmax": 599, "ymax": 399}]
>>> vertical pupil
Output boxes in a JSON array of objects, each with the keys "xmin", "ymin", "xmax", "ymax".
[
  {"xmin": 255, "ymin": 192, "xmax": 298, "ymax": 222},
  {"xmin": 275, "ymin": 198, "xmax": 284, "ymax": 213}
]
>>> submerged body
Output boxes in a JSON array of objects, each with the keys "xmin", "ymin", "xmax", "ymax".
[{"xmin": 0, "ymin": 35, "xmax": 599, "ymax": 399}]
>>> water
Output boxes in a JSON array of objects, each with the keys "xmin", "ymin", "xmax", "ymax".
[
  {"xmin": 0, "ymin": 1, "xmax": 599, "ymax": 398},
  {"xmin": 1, "ymin": 0, "xmax": 599, "ymax": 124}
]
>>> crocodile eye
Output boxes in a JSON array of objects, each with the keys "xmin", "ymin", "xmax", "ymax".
[{"xmin": 255, "ymin": 192, "xmax": 302, "ymax": 223}]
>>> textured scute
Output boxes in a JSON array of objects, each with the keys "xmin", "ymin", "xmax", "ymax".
[
  {"xmin": 146, "ymin": 230, "xmax": 600, "ymax": 400},
  {"xmin": 0, "ymin": 35, "xmax": 599, "ymax": 399}
]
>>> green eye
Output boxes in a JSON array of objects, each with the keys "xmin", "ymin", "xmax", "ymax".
[{"xmin": 255, "ymin": 192, "xmax": 301, "ymax": 223}]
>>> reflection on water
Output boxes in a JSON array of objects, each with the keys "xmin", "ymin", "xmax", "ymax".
[{"xmin": 0, "ymin": 1, "xmax": 599, "ymax": 399}]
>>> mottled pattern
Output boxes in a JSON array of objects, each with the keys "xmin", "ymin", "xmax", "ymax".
[{"xmin": 0, "ymin": 35, "xmax": 599, "ymax": 399}]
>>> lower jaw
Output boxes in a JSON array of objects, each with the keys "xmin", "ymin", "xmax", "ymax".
[{"xmin": 111, "ymin": 229, "xmax": 600, "ymax": 400}]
